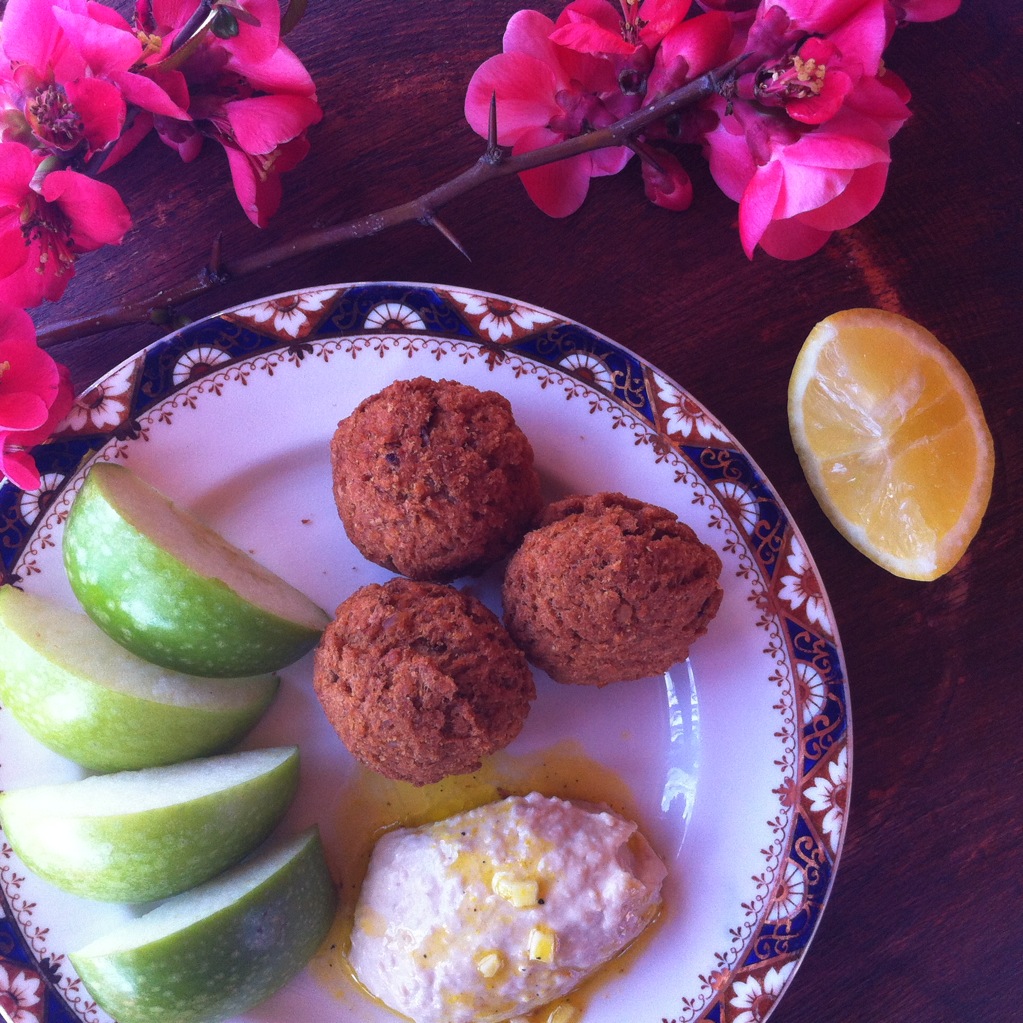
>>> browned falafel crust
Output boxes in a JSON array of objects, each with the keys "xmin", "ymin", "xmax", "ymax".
[
  {"xmin": 502, "ymin": 492, "xmax": 723, "ymax": 686},
  {"xmin": 330, "ymin": 376, "xmax": 543, "ymax": 582},
  {"xmin": 312, "ymin": 578, "xmax": 536, "ymax": 785}
]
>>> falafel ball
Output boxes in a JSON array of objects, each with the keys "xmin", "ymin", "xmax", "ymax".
[
  {"xmin": 313, "ymin": 578, "xmax": 536, "ymax": 785},
  {"xmin": 330, "ymin": 377, "xmax": 543, "ymax": 582},
  {"xmin": 502, "ymin": 492, "xmax": 723, "ymax": 686}
]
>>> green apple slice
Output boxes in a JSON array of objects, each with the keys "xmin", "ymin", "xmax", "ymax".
[
  {"xmin": 70, "ymin": 826, "xmax": 337, "ymax": 1023},
  {"xmin": 0, "ymin": 587, "xmax": 278, "ymax": 771},
  {"xmin": 0, "ymin": 746, "xmax": 301, "ymax": 902},
  {"xmin": 62, "ymin": 462, "xmax": 331, "ymax": 677}
]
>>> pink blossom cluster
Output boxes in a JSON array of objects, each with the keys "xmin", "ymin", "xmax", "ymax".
[
  {"xmin": 465, "ymin": 0, "xmax": 959, "ymax": 259},
  {"xmin": 0, "ymin": 0, "xmax": 320, "ymax": 488}
]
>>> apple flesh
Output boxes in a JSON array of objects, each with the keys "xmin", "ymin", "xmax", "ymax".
[
  {"xmin": 0, "ymin": 587, "xmax": 279, "ymax": 771},
  {"xmin": 0, "ymin": 746, "xmax": 301, "ymax": 902},
  {"xmin": 62, "ymin": 462, "xmax": 331, "ymax": 677},
  {"xmin": 70, "ymin": 827, "xmax": 337, "ymax": 1023}
]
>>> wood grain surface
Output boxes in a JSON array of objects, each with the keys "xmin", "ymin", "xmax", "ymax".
[{"xmin": 28, "ymin": 1, "xmax": 1023, "ymax": 1020}]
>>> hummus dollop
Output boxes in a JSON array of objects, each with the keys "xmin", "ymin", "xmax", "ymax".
[{"xmin": 348, "ymin": 792, "xmax": 667, "ymax": 1023}]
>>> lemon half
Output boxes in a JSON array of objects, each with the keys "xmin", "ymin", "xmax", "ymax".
[{"xmin": 788, "ymin": 308, "xmax": 994, "ymax": 581}]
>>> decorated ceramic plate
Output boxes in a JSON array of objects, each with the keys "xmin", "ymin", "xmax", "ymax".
[{"xmin": 0, "ymin": 283, "xmax": 849, "ymax": 1023}]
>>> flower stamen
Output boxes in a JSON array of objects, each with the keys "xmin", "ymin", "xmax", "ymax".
[
  {"xmin": 25, "ymin": 83, "xmax": 85, "ymax": 153},
  {"xmin": 21, "ymin": 199, "xmax": 77, "ymax": 278},
  {"xmin": 755, "ymin": 53, "xmax": 828, "ymax": 102}
]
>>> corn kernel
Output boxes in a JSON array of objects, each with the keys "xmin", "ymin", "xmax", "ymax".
[
  {"xmin": 528, "ymin": 926, "xmax": 556, "ymax": 963},
  {"xmin": 476, "ymin": 951, "xmax": 503, "ymax": 978},
  {"xmin": 491, "ymin": 871, "xmax": 540, "ymax": 907},
  {"xmin": 547, "ymin": 1005, "xmax": 580, "ymax": 1023}
]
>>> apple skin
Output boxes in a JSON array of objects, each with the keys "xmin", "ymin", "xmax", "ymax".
[
  {"xmin": 0, "ymin": 747, "xmax": 301, "ymax": 902},
  {"xmin": 0, "ymin": 587, "xmax": 279, "ymax": 771},
  {"xmin": 62, "ymin": 463, "xmax": 331, "ymax": 677},
  {"xmin": 70, "ymin": 827, "xmax": 337, "ymax": 1023}
]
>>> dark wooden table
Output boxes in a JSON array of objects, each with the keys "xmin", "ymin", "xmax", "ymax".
[{"xmin": 28, "ymin": 1, "xmax": 1022, "ymax": 1020}]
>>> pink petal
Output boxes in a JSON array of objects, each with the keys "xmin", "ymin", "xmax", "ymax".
[
  {"xmin": 779, "ymin": 0, "xmax": 872, "ymax": 34},
  {"xmin": 110, "ymin": 69, "xmax": 191, "ymax": 119},
  {"xmin": 775, "ymin": 160, "xmax": 856, "ymax": 219},
  {"xmin": 702, "ymin": 107, "xmax": 757, "ymax": 203},
  {"xmin": 83, "ymin": 1, "xmax": 133, "ymax": 30},
  {"xmin": 0, "ymin": 0, "xmax": 65, "ymax": 74},
  {"xmin": 17, "ymin": 360, "xmax": 74, "ymax": 446},
  {"xmin": 783, "ymin": 0, "xmax": 889, "ymax": 76},
  {"xmin": 50, "ymin": 6, "xmax": 141, "ymax": 73},
  {"xmin": 738, "ymin": 158, "xmax": 785, "ymax": 257},
  {"xmin": 40, "ymin": 170, "xmax": 132, "ymax": 249},
  {"xmin": 642, "ymin": 150, "xmax": 694, "ymax": 211},
  {"xmin": 843, "ymin": 73, "xmax": 912, "ymax": 138},
  {"xmin": 556, "ymin": 0, "xmax": 623, "ymax": 32},
  {"xmin": 514, "ymin": 125, "xmax": 592, "ymax": 217},
  {"xmin": 64, "ymin": 76, "xmax": 126, "ymax": 150},
  {"xmin": 0, "ymin": 392, "xmax": 49, "ymax": 432},
  {"xmin": 757, "ymin": 216, "xmax": 832, "ymax": 259},
  {"xmin": 223, "ymin": 134, "xmax": 308, "ymax": 227},
  {"xmin": 0, "ymin": 238, "xmax": 72, "ymax": 306},
  {"xmin": 99, "ymin": 109, "xmax": 155, "ymax": 170},
  {"xmin": 0, "ymin": 442, "xmax": 43, "ymax": 491},
  {"xmin": 794, "ymin": 160, "xmax": 889, "ymax": 230},
  {"xmin": 465, "ymin": 52, "xmax": 561, "ymax": 145},
  {"xmin": 787, "ymin": 68, "xmax": 853, "ymax": 125},
  {"xmin": 896, "ymin": 0, "xmax": 960, "ymax": 22},
  {"xmin": 550, "ymin": 1, "xmax": 635, "ymax": 57},
  {"xmin": 0, "ymin": 305, "xmax": 37, "ymax": 346},
  {"xmin": 224, "ymin": 144, "xmax": 277, "ymax": 227},
  {"xmin": 222, "ymin": 0, "xmax": 283, "ymax": 66},
  {"xmin": 0, "ymin": 140, "xmax": 39, "ymax": 204},
  {"xmin": 0, "ymin": 223, "xmax": 30, "ymax": 280},
  {"xmin": 782, "ymin": 130, "xmax": 888, "ymax": 170},
  {"xmin": 638, "ymin": 0, "xmax": 696, "ymax": 48},
  {"xmin": 225, "ymin": 94, "xmax": 321, "ymax": 155},
  {"xmin": 549, "ymin": 19, "xmax": 634, "ymax": 57},
  {"xmin": 0, "ymin": 334, "xmax": 58, "ymax": 395},
  {"xmin": 502, "ymin": 10, "xmax": 560, "ymax": 63},
  {"xmin": 232, "ymin": 43, "xmax": 318, "ymax": 96},
  {"xmin": 150, "ymin": 0, "xmax": 193, "ymax": 33},
  {"xmin": 590, "ymin": 144, "xmax": 633, "ymax": 177},
  {"xmin": 0, "ymin": 327, "xmax": 71, "ymax": 449},
  {"xmin": 652, "ymin": 11, "xmax": 733, "ymax": 91},
  {"xmin": 503, "ymin": 8, "xmax": 614, "ymax": 90}
]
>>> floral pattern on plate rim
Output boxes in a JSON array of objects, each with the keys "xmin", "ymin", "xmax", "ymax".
[{"xmin": 0, "ymin": 283, "xmax": 850, "ymax": 1023}]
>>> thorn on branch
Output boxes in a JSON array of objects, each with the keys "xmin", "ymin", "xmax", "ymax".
[
  {"xmin": 281, "ymin": 0, "xmax": 309, "ymax": 36},
  {"xmin": 484, "ymin": 93, "xmax": 504, "ymax": 165},
  {"xmin": 714, "ymin": 51, "xmax": 750, "ymax": 99},
  {"xmin": 423, "ymin": 215, "xmax": 471, "ymax": 261},
  {"xmin": 628, "ymin": 137, "xmax": 666, "ymax": 174},
  {"xmin": 169, "ymin": 0, "xmax": 215, "ymax": 53},
  {"xmin": 201, "ymin": 233, "xmax": 230, "ymax": 286}
]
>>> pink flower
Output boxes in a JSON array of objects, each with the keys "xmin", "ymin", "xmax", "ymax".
[
  {"xmin": 746, "ymin": 36, "xmax": 855, "ymax": 125},
  {"xmin": 704, "ymin": 67, "xmax": 911, "ymax": 258},
  {"xmin": 548, "ymin": 0, "xmax": 693, "ymax": 93},
  {"xmin": 0, "ymin": 304, "xmax": 73, "ymax": 490},
  {"xmin": 137, "ymin": 0, "xmax": 322, "ymax": 227},
  {"xmin": 701, "ymin": 0, "xmax": 913, "ymax": 257},
  {"xmin": 552, "ymin": 0, "xmax": 694, "ymax": 57},
  {"xmin": 0, "ymin": 0, "xmax": 187, "ymax": 165},
  {"xmin": 465, "ymin": 7, "xmax": 637, "ymax": 217},
  {"xmin": 0, "ymin": 140, "xmax": 132, "ymax": 306}
]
